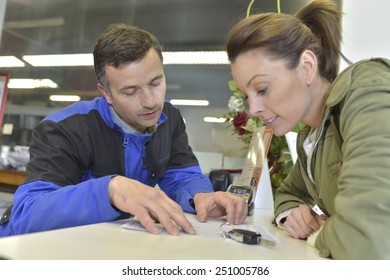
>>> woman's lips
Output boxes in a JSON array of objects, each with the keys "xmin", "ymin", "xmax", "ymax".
[{"xmin": 266, "ymin": 116, "xmax": 277, "ymax": 124}]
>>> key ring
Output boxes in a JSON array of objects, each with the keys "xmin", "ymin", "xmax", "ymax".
[
  {"xmin": 220, "ymin": 222, "xmax": 262, "ymax": 245},
  {"xmin": 220, "ymin": 222, "xmax": 234, "ymax": 239}
]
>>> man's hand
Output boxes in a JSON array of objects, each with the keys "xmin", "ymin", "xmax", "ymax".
[
  {"xmin": 108, "ymin": 176, "xmax": 195, "ymax": 236},
  {"xmin": 283, "ymin": 204, "xmax": 327, "ymax": 239},
  {"xmin": 194, "ymin": 191, "xmax": 248, "ymax": 225}
]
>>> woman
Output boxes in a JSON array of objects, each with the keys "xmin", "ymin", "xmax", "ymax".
[{"xmin": 226, "ymin": 0, "xmax": 390, "ymax": 259}]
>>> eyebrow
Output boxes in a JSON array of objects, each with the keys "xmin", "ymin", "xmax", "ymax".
[
  {"xmin": 119, "ymin": 74, "xmax": 164, "ymax": 91},
  {"xmin": 119, "ymin": 85, "xmax": 136, "ymax": 92},
  {"xmin": 151, "ymin": 74, "xmax": 164, "ymax": 82},
  {"xmin": 246, "ymin": 74, "xmax": 267, "ymax": 87}
]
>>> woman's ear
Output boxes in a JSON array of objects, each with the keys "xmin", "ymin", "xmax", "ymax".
[
  {"xmin": 97, "ymin": 83, "xmax": 113, "ymax": 104},
  {"xmin": 300, "ymin": 50, "xmax": 318, "ymax": 86}
]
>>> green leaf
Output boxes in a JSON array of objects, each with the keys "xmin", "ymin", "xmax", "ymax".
[
  {"xmin": 228, "ymin": 80, "xmax": 238, "ymax": 92},
  {"xmin": 282, "ymin": 161, "xmax": 293, "ymax": 175},
  {"xmin": 278, "ymin": 153, "xmax": 292, "ymax": 162},
  {"xmin": 228, "ymin": 80, "xmax": 244, "ymax": 98},
  {"xmin": 271, "ymin": 173, "xmax": 284, "ymax": 188}
]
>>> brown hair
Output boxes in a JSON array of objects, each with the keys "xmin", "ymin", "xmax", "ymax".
[
  {"xmin": 226, "ymin": 0, "xmax": 344, "ymax": 82},
  {"xmin": 93, "ymin": 23, "xmax": 163, "ymax": 88}
]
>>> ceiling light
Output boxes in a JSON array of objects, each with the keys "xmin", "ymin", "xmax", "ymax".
[
  {"xmin": 163, "ymin": 51, "xmax": 229, "ymax": 65},
  {"xmin": 21, "ymin": 51, "xmax": 229, "ymax": 67},
  {"xmin": 166, "ymin": 83, "xmax": 182, "ymax": 90},
  {"xmin": 0, "ymin": 56, "xmax": 25, "ymax": 67},
  {"xmin": 203, "ymin": 117, "xmax": 226, "ymax": 123},
  {"xmin": 23, "ymin": 54, "xmax": 93, "ymax": 67},
  {"xmin": 170, "ymin": 99, "xmax": 209, "ymax": 106},
  {"xmin": 50, "ymin": 95, "xmax": 81, "ymax": 102},
  {"xmin": 4, "ymin": 17, "xmax": 65, "ymax": 29},
  {"xmin": 8, "ymin": 78, "xmax": 58, "ymax": 89}
]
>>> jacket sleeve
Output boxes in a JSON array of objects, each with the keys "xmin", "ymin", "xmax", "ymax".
[
  {"xmin": 10, "ymin": 176, "xmax": 121, "ymax": 234},
  {"xmin": 274, "ymin": 125, "xmax": 317, "ymax": 217},
  {"xmin": 274, "ymin": 161, "xmax": 315, "ymax": 217},
  {"xmin": 8, "ymin": 120, "xmax": 123, "ymax": 235},
  {"xmin": 158, "ymin": 166, "xmax": 213, "ymax": 213},
  {"xmin": 316, "ymin": 82, "xmax": 390, "ymax": 259}
]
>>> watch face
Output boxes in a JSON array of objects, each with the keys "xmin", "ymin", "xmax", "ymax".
[
  {"xmin": 227, "ymin": 184, "xmax": 255, "ymax": 203},
  {"xmin": 229, "ymin": 186, "xmax": 250, "ymax": 195},
  {"xmin": 226, "ymin": 184, "xmax": 256, "ymax": 216}
]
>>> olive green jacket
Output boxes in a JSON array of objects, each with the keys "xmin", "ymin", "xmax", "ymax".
[{"xmin": 274, "ymin": 58, "xmax": 390, "ymax": 259}]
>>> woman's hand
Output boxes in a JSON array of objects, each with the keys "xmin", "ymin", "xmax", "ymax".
[{"xmin": 283, "ymin": 204, "xmax": 327, "ymax": 239}]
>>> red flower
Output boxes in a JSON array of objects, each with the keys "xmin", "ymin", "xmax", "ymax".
[{"xmin": 232, "ymin": 111, "xmax": 249, "ymax": 135}]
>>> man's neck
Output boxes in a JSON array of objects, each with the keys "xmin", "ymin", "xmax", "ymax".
[{"xmin": 109, "ymin": 106, "xmax": 143, "ymax": 135}]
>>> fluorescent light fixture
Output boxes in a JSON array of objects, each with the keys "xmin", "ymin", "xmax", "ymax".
[
  {"xmin": 21, "ymin": 51, "xmax": 229, "ymax": 67},
  {"xmin": 0, "ymin": 56, "xmax": 25, "ymax": 67},
  {"xmin": 23, "ymin": 54, "xmax": 93, "ymax": 67},
  {"xmin": 166, "ymin": 83, "xmax": 182, "ymax": 90},
  {"xmin": 163, "ymin": 51, "xmax": 229, "ymax": 65},
  {"xmin": 203, "ymin": 117, "xmax": 226, "ymax": 123},
  {"xmin": 50, "ymin": 95, "xmax": 81, "ymax": 102},
  {"xmin": 4, "ymin": 17, "xmax": 65, "ymax": 29},
  {"xmin": 170, "ymin": 99, "xmax": 209, "ymax": 106},
  {"xmin": 8, "ymin": 78, "xmax": 58, "ymax": 89}
]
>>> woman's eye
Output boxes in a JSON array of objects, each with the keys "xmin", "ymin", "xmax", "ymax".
[{"xmin": 257, "ymin": 87, "xmax": 268, "ymax": 95}]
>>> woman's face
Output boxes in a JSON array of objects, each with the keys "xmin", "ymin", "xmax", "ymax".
[{"xmin": 231, "ymin": 49, "xmax": 314, "ymax": 136}]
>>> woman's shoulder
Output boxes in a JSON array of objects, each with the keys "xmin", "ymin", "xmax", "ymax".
[
  {"xmin": 347, "ymin": 58, "xmax": 390, "ymax": 90},
  {"xmin": 341, "ymin": 58, "xmax": 390, "ymax": 79}
]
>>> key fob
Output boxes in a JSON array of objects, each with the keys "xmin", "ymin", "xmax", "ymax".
[{"xmin": 227, "ymin": 228, "xmax": 261, "ymax": 245}]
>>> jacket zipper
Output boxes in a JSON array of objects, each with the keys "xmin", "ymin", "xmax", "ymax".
[
  {"xmin": 309, "ymin": 116, "xmax": 329, "ymax": 200},
  {"xmin": 123, "ymin": 135, "xmax": 129, "ymax": 147},
  {"xmin": 123, "ymin": 135, "xmax": 129, "ymax": 177}
]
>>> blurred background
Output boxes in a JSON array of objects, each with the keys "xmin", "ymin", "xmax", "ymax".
[
  {"xmin": 0, "ymin": 0, "xmax": 342, "ymax": 169},
  {"xmin": 2, "ymin": 0, "xmax": 390, "ymax": 209}
]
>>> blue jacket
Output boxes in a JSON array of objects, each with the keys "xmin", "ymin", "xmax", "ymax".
[{"xmin": 0, "ymin": 97, "xmax": 213, "ymax": 236}]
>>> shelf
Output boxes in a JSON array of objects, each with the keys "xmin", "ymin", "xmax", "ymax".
[{"xmin": 0, "ymin": 169, "xmax": 26, "ymax": 192}]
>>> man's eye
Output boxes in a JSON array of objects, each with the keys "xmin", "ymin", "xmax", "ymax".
[
  {"xmin": 123, "ymin": 90, "xmax": 136, "ymax": 96},
  {"xmin": 150, "ymin": 81, "xmax": 161, "ymax": 87}
]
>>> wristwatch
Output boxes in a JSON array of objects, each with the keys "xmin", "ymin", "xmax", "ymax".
[{"xmin": 226, "ymin": 184, "xmax": 256, "ymax": 215}]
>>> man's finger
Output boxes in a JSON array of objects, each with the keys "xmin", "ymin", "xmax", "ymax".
[
  {"xmin": 234, "ymin": 199, "xmax": 248, "ymax": 224},
  {"xmin": 150, "ymin": 200, "xmax": 195, "ymax": 235},
  {"xmin": 135, "ymin": 208, "xmax": 163, "ymax": 235}
]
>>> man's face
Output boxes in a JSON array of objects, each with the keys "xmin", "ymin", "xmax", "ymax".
[{"xmin": 99, "ymin": 48, "xmax": 166, "ymax": 132}]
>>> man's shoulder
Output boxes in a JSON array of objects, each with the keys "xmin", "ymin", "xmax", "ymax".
[
  {"xmin": 163, "ymin": 100, "xmax": 178, "ymax": 113},
  {"xmin": 162, "ymin": 100, "xmax": 182, "ymax": 121},
  {"xmin": 43, "ymin": 97, "xmax": 105, "ymax": 123}
]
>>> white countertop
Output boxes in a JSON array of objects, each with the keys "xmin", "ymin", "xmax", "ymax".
[{"xmin": 0, "ymin": 209, "xmax": 324, "ymax": 260}]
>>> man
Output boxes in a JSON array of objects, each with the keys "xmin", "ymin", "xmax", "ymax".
[{"xmin": 0, "ymin": 23, "xmax": 247, "ymax": 237}]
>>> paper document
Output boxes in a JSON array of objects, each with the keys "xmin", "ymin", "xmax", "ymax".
[{"xmin": 122, "ymin": 218, "xmax": 280, "ymax": 246}]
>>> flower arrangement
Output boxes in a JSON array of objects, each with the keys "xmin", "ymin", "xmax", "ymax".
[
  {"xmin": 224, "ymin": 80, "xmax": 261, "ymax": 145},
  {"xmin": 223, "ymin": 79, "xmax": 299, "ymax": 189}
]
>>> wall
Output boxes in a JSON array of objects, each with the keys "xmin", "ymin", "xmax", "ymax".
[
  {"xmin": 340, "ymin": 0, "xmax": 390, "ymax": 70},
  {"xmin": 0, "ymin": 0, "xmax": 6, "ymax": 44}
]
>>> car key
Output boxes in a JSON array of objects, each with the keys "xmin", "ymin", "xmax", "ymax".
[{"xmin": 225, "ymin": 228, "xmax": 262, "ymax": 245}]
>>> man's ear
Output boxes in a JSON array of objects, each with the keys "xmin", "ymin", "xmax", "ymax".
[
  {"xmin": 300, "ymin": 50, "xmax": 318, "ymax": 86},
  {"xmin": 97, "ymin": 83, "xmax": 113, "ymax": 104}
]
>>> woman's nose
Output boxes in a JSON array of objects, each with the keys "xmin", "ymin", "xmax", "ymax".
[{"xmin": 249, "ymin": 99, "xmax": 265, "ymax": 117}]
